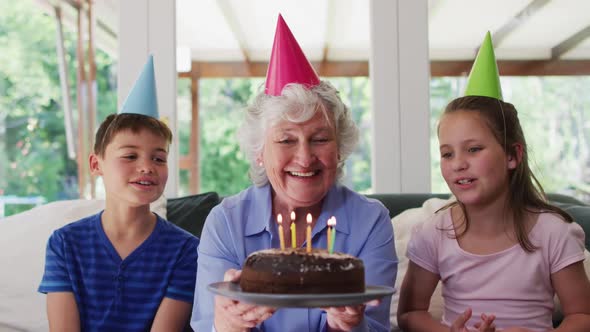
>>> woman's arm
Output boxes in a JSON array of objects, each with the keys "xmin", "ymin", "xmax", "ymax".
[
  {"xmin": 356, "ymin": 208, "xmax": 396, "ymax": 331},
  {"xmin": 326, "ymin": 207, "xmax": 396, "ymax": 331},
  {"xmin": 191, "ymin": 209, "xmax": 242, "ymax": 331},
  {"xmin": 213, "ymin": 269, "xmax": 275, "ymax": 332},
  {"xmin": 151, "ymin": 298, "xmax": 192, "ymax": 332},
  {"xmin": 397, "ymin": 261, "xmax": 449, "ymax": 332},
  {"xmin": 553, "ymin": 261, "xmax": 590, "ymax": 332},
  {"xmin": 191, "ymin": 207, "xmax": 275, "ymax": 332},
  {"xmin": 47, "ymin": 292, "xmax": 80, "ymax": 332}
]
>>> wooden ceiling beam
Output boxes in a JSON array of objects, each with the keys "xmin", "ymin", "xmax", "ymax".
[
  {"xmin": 319, "ymin": 0, "xmax": 336, "ymax": 72},
  {"xmin": 216, "ymin": 0, "xmax": 253, "ymax": 73},
  {"xmin": 179, "ymin": 60, "xmax": 590, "ymax": 79},
  {"xmin": 430, "ymin": 61, "xmax": 472, "ymax": 77},
  {"xmin": 180, "ymin": 61, "xmax": 369, "ymax": 78},
  {"xmin": 491, "ymin": 0, "xmax": 550, "ymax": 46},
  {"xmin": 432, "ymin": 60, "xmax": 590, "ymax": 76},
  {"xmin": 551, "ymin": 25, "xmax": 590, "ymax": 59}
]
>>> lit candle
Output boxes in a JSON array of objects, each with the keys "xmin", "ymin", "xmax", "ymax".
[
  {"xmin": 328, "ymin": 216, "xmax": 337, "ymax": 254},
  {"xmin": 326, "ymin": 217, "xmax": 332, "ymax": 251},
  {"xmin": 306, "ymin": 213, "xmax": 312, "ymax": 253},
  {"xmin": 277, "ymin": 214, "xmax": 285, "ymax": 250},
  {"xmin": 290, "ymin": 211, "xmax": 296, "ymax": 248}
]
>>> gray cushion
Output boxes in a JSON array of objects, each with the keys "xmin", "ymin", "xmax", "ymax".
[
  {"xmin": 167, "ymin": 192, "xmax": 220, "ymax": 238},
  {"xmin": 167, "ymin": 192, "xmax": 590, "ymax": 251}
]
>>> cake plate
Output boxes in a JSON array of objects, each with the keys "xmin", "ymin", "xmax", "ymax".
[{"xmin": 207, "ymin": 282, "xmax": 395, "ymax": 308}]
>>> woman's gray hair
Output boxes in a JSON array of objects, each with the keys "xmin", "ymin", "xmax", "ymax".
[{"xmin": 237, "ymin": 81, "xmax": 359, "ymax": 187}]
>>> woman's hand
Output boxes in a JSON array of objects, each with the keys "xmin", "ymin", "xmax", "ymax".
[
  {"xmin": 451, "ymin": 308, "xmax": 496, "ymax": 332},
  {"xmin": 213, "ymin": 269, "xmax": 276, "ymax": 332},
  {"xmin": 323, "ymin": 299, "xmax": 379, "ymax": 331}
]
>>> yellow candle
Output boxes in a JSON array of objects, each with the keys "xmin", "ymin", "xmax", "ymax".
[
  {"xmin": 277, "ymin": 214, "xmax": 285, "ymax": 250},
  {"xmin": 290, "ymin": 211, "xmax": 296, "ymax": 248},
  {"xmin": 306, "ymin": 213, "xmax": 312, "ymax": 253}
]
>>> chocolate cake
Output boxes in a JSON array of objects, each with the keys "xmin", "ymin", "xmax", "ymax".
[{"xmin": 240, "ymin": 248, "xmax": 365, "ymax": 294}]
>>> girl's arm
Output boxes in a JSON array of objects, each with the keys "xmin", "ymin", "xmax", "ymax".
[
  {"xmin": 397, "ymin": 261, "xmax": 449, "ymax": 332},
  {"xmin": 552, "ymin": 261, "xmax": 590, "ymax": 332},
  {"xmin": 47, "ymin": 292, "xmax": 80, "ymax": 332},
  {"xmin": 151, "ymin": 298, "xmax": 192, "ymax": 332}
]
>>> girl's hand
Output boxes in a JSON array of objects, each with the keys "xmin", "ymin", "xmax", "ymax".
[
  {"xmin": 323, "ymin": 299, "xmax": 380, "ymax": 331},
  {"xmin": 473, "ymin": 313, "xmax": 496, "ymax": 332},
  {"xmin": 450, "ymin": 308, "xmax": 473, "ymax": 332},
  {"xmin": 213, "ymin": 269, "xmax": 276, "ymax": 332},
  {"xmin": 451, "ymin": 308, "xmax": 496, "ymax": 332}
]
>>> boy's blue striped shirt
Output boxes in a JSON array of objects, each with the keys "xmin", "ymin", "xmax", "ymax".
[{"xmin": 39, "ymin": 212, "xmax": 199, "ymax": 331}]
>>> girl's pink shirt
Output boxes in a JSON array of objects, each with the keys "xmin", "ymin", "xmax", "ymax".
[{"xmin": 407, "ymin": 208, "xmax": 585, "ymax": 332}]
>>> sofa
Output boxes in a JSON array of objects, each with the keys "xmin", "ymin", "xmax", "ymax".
[
  {"xmin": 168, "ymin": 191, "xmax": 590, "ymax": 331},
  {"xmin": 0, "ymin": 192, "xmax": 588, "ymax": 331},
  {"xmin": 168, "ymin": 191, "xmax": 590, "ymax": 255}
]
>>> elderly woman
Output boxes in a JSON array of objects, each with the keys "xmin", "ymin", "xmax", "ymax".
[{"xmin": 191, "ymin": 15, "xmax": 397, "ymax": 332}]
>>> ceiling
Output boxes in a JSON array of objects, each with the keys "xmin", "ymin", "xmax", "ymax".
[
  {"xmin": 77, "ymin": 0, "xmax": 590, "ymax": 74},
  {"xmin": 175, "ymin": 0, "xmax": 590, "ymax": 61}
]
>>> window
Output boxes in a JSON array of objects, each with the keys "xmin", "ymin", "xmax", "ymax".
[
  {"xmin": 1, "ymin": 1, "xmax": 117, "ymax": 217},
  {"xmin": 176, "ymin": 77, "xmax": 373, "ymax": 197},
  {"xmin": 430, "ymin": 76, "xmax": 590, "ymax": 204}
]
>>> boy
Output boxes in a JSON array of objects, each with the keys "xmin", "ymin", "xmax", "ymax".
[{"xmin": 38, "ymin": 56, "xmax": 199, "ymax": 331}]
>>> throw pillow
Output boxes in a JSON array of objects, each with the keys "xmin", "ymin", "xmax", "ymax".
[
  {"xmin": 390, "ymin": 197, "xmax": 452, "ymax": 332},
  {"xmin": 166, "ymin": 192, "xmax": 220, "ymax": 238},
  {"xmin": 0, "ymin": 195, "xmax": 166, "ymax": 332}
]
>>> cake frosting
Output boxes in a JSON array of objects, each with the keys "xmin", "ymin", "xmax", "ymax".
[{"xmin": 240, "ymin": 248, "xmax": 365, "ymax": 294}]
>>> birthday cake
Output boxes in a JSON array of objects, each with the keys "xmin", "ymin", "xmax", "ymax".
[{"xmin": 240, "ymin": 248, "xmax": 365, "ymax": 294}]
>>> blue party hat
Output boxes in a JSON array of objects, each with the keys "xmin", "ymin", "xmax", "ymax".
[{"xmin": 119, "ymin": 55, "xmax": 159, "ymax": 118}]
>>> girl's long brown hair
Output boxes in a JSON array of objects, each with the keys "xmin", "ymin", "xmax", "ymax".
[{"xmin": 439, "ymin": 96, "xmax": 572, "ymax": 252}]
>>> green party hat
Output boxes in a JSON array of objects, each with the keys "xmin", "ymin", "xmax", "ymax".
[{"xmin": 464, "ymin": 31, "xmax": 503, "ymax": 100}]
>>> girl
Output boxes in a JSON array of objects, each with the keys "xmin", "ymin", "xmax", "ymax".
[{"xmin": 397, "ymin": 95, "xmax": 590, "ymax": 332}]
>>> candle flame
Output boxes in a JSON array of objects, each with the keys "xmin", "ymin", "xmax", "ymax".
[
  {"xmin": 327, "ymin": 216, "xmax": 336, "ymax": 226},
  {"xmin": 290, "ymin": 211, "xmax": 296, "ymax": 221},
  {"xmin": 306, "ymin": 213, "xmax": 312, "ymax": 224},
  {"xmin": 277, "ymin": 213, "xmax": 283, "ymax": 224}
]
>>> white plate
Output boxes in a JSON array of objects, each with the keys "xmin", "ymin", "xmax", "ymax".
[{"xmin": 207, "ymin": 282, "xmax": 395, "ymax": 308}]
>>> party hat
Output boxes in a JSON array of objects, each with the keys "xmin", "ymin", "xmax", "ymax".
[
  {"xmin": 119, "ymin": 55, "xmax": 159, "ymax": 118},
  {"xmin": 464, "ymin": 31, "xmax": 503, "ymax": 100},
  {"xmin": 265, "ymin": 14, "xmax": 320, "ymax": 96}
]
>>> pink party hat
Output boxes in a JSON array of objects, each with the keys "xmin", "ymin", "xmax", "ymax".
[{"xmin": 265, "ymin": 14, "xmax": 320, "ymax": 96}]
